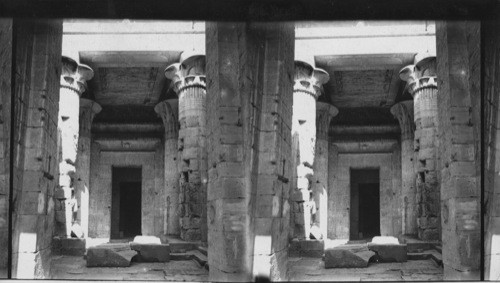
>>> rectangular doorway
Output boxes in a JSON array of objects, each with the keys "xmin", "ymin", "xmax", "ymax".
[
  {"xmin": 350, "ymin": 169, "xmax": 380, "ymax": 241},
  {"xmin": 111, "ymin": 167, "xmax": 142, "ymax": 239}
]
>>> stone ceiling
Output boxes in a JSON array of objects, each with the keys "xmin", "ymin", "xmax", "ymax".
[
  {"xmin": 82, "ymin": 51, "xmax": 413, "ymax": 111},
  {"xmin": 80, "ymin": 51, "xmax": 181, "ymax": 107},
  {"xmin": 66, "ymin": 21, "xmax": 435, "ymax": 123},
  {"xmin": 316, "ymin": 53, "xmax": 415, "ymax": 108}
]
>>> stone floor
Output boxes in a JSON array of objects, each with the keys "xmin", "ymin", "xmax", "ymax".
[
  {"xmin": 289, "ymin": 257, "xmax": 443, "ymax": 281},
  {"xmin": 51, "ymin": 255, "xmax": 442, "ymax": 281},
  {"xmin": 50, "ymin": 255, "xmax": 208, "ymax": 281}
]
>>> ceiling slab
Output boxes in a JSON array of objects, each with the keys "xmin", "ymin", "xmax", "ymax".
[
  {"xmin": 80, "ymin": 51, "xmax": 181, "ymax": 106},
  {"xmin": 316, "ymin": 53, "xmax": 415, "ymax": 108}
]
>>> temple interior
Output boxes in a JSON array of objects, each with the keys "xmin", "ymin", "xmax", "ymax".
[{"xmin": 0, "ymin": 19, "xmax": 497, "ymax": 281}]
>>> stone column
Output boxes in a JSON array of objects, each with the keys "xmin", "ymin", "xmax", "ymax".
[
  {"xmin": 154, "ymin": 99, "xmax": 180, "ymax": 237},
  {"xmin": 205, "ymin": 22, "xmax": 294, "ymax": 282},
  {"xmin": 0, "ymin": 19, "xmax": 12, "ymax": 274},
  {"xmin": 57, "ymin": 56, "xmax": 94, "ymax": 237},
  {"xmin": 165, "ymin": 53, "xmax": 207, "ymax": 242},
  {"xmin": 390, "ymin": 101, "xmax": 417, "ymax": 236},
  {"xmin": 313, "ymin": 102, "xmax": 338, "ymax": 239},
  {"xmin": 399, "ymin": 53, "xmax": 440, "ymax": 241},
  {"xmin": 436, "ymin": 21, "xmax": 480, "ymax": 280},
  {"xmin": 74, "ymin": 98, "xmax": 101, "ymax": 238},
  {"xmin": 290, "ymin": 60, "xmax": 329, "ymax": 239}
]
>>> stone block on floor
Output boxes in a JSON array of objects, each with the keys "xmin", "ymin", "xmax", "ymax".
[
  {"xmin": 371, "ymin": 236, "xmax": 399, "ymax": 244},
  {"xmin": 324, "ymin": 244, "xmax": 375, "ymax": 268},
  {"xmin": 133, "ymin": 235, "xmax": 162, "ymax": 244},
  {"xmin": 368, "ymin": 243, "xmax": 407, "ymax": 262},
  {"xmin": 289, "ymin": 238, "xmax": 324, "ymax": 258},
  {"xmin": 86, "ymin": 243, "xmax": 137, "ymax": 267},
  {"xmin": 130, "ymin": 242, "xmax": 170, "ymax": 262},
  {"xmin": 53, "ymin": 237, "xmax": 86, "ymax": 256}
]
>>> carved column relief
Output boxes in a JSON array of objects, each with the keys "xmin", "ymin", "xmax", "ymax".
[
  {"xmin": 399, "ymin": 53, "xmax": 440, "ymax": 240},
  {"xmin": 56, "ymin": 56, "xmax": 94, "ymax": 237},
  {"xmin": 290, "ymin": 60, "xmax": 329, "ymax": 239},
  {"xmin": 165, "ymin": 53, "xmax": 207, "ymax": 242}
]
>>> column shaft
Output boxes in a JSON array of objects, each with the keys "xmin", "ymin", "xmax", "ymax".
[
  {"xmin": 56, "ymin": 56, "xmax": 94, "ymax": 238},
  {"xmin": 414, "ymin": 86, "xmax": 440, "ymax": 240},
  {"xmin": 74, "ymin": 99, "xmax": 101, "ymax": 238},
  {"xmin": 154, "ymin": 99, "xmax": 180, "ymax": 236},
  {"xmin": 205, "ymin": 22, "xmax": 294, "ymax": 281},
  {"xmin": 58, "ymin": 87, "xmax": 81, "ymax": 237},
  {"xmin": 400, "ymin": 55, "xmax": 440, "ymax": 241},
  {"xmin": 291, "ymin": 91, "xmax": 317, "ymax": 239},
  {"xmin": 178, "ymin": 85, "xmax": 207, "ymax": 242},
  {"xmin": 165, "ymin": 55, "xmax": 208, "ymax": 242},
  {"xmin": 313, "ymin": 102, "xmax": 338, "ymax": 239},
  {"xmin": 436, "ymin": 21, "xmax": 480, "ymax": 280},
  {"xmin": 12, "ymin": 19, "xmax": 63, "ymax": 279},
  {"xmin": 290, "ymin": 61, "xmax": 329, "ymax": 239},
  {"xmin": 390, "ymin": 101, "xmax": 417, "ymax": 235}
]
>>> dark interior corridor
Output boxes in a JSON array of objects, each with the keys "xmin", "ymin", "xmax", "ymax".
[
  {"xmin": 111, "ymin": 167, "xmax": 142, "ymax": 239},
  {"xmin": 350, "ymin": 169, "xmax": 380, "ymax": 240}
]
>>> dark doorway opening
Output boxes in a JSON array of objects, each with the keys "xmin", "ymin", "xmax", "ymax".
[
  {"xmin": 111, "ymin": 167, "xmax": 142, "ymax": 239},
  {"xmin": 358, "ymin": 183, "xmax": 380, "ymax": 239},
  {"xmin": 350, "ymin": 169, "xmax": 380, "ymax": 241}
]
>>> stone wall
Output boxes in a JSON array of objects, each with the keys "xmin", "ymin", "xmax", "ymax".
[
  {"xmin": 88, "ymin": 143, "xmax": 165, "ymax": 239},
  {"xmin": 483, "ymin": 19, "xmax": 500, "ymax": 281},
  {"xmin": 206, "ymin": 22, "xmax": 293, "ymax": 281},
  {"xmin": 0, "ymin": 18, "xmax": 12, "ymax": 276},
  {"xmin": 327, "ymin": 140, "xmax": 402, "ymax": 239},
  {"xmin": 11, "ymin": 19, "xmax": 62, "ymax": 278},
  {"xmin": 436, "ymin": 21, "xmax": 480, "ymax": 280}
]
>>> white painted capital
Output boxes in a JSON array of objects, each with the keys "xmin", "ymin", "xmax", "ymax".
[
  {"xmin": 390, "ymin": 100, "xmax": 415, "ymax": 141},
  {"xmin": 316, "ymin": 102, "xmax": 339, "ymax": 140},
  {"xmin": 61, "ymin": 56, "xmax": 94, "ymax": 96},
  {"xmin": 294, "ymin": 60, "xmax": 329, "ymax": 100},
  {"xmin": 165, "ymin": 52, "xmax": 206, "ymax": 94},
  {"xmin": 399, "ymin": 52, "xmax": 437, "ymax": 96}
]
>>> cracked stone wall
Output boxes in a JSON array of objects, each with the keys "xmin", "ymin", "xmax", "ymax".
[
  {"xmin": 206, "ymin": 22, "xmax": 293, "ymax": 281},
  {"xmin": 436, "ymin": 21, "xmax": 480, "ymax": 280},
  {"xmin": 0, "ymin": 18, "xmax": 12, "ymax": 276},
  {"xmin": 484, "ymin": 19, "xmax": 500, "ymax": 281},
  {"xmin": 11, "ymin": 19, "xmax": 62, "ymax": 279}
]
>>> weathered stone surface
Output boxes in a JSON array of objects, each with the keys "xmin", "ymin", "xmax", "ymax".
[
  {"xmin": 371, "ymin": 236, "xmax": 399, "ymax": 245},
  {"xmin": 0, "ymin": 19, "xmax": 12, "ymax": 273},
  {"xmin": 53, "ymin": 237, "xmax": 86, "ymax": 256},
  {"xmin": 328, "ymin": 152, "xmax": 401, "ymax": 239},
  {"xmin": 289, "ymin": 239, "xmax": 324, "ymax": 257},
  {"xmin": 86, "ymin": 243, "xmax": 137, "ymax": 267},
  {"xmin": 206, "ymin": 22, "xmax": 294, "ymax": 281},
  {"xmin": 400, "ymin": 54, "xmax": 440, "ymax": 241},
  {"xmin": 133, "ymin": 235, "xmax": 162, "ymax": 244},
  {"xmin": 324, "ymin": 245, "xmax": 375, "ymax": 268},
  {"xmin": 166, "ymin": 56, "xmax": 208, "ymax": 242},
  {"xmin": 74, "ymin": 98, "xmax": 101, "ymax": 238},
  {"xmin": 130, "ymin": 242, "xmax": 170, "ymax": 262},
  {"xmin": 368, "ymin": 243, "xmax": 407, "ymax": 262},
  {"xmin": 484, "ymin": 20, "xmax": 500, "ymax": 281},
  {"xmin": 437, "ymin": 21, "xmax": 480, "ymax": 280},
  {"xmin": 12, "ymin": 19, "xmax": 63, "ymax": 279}
]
